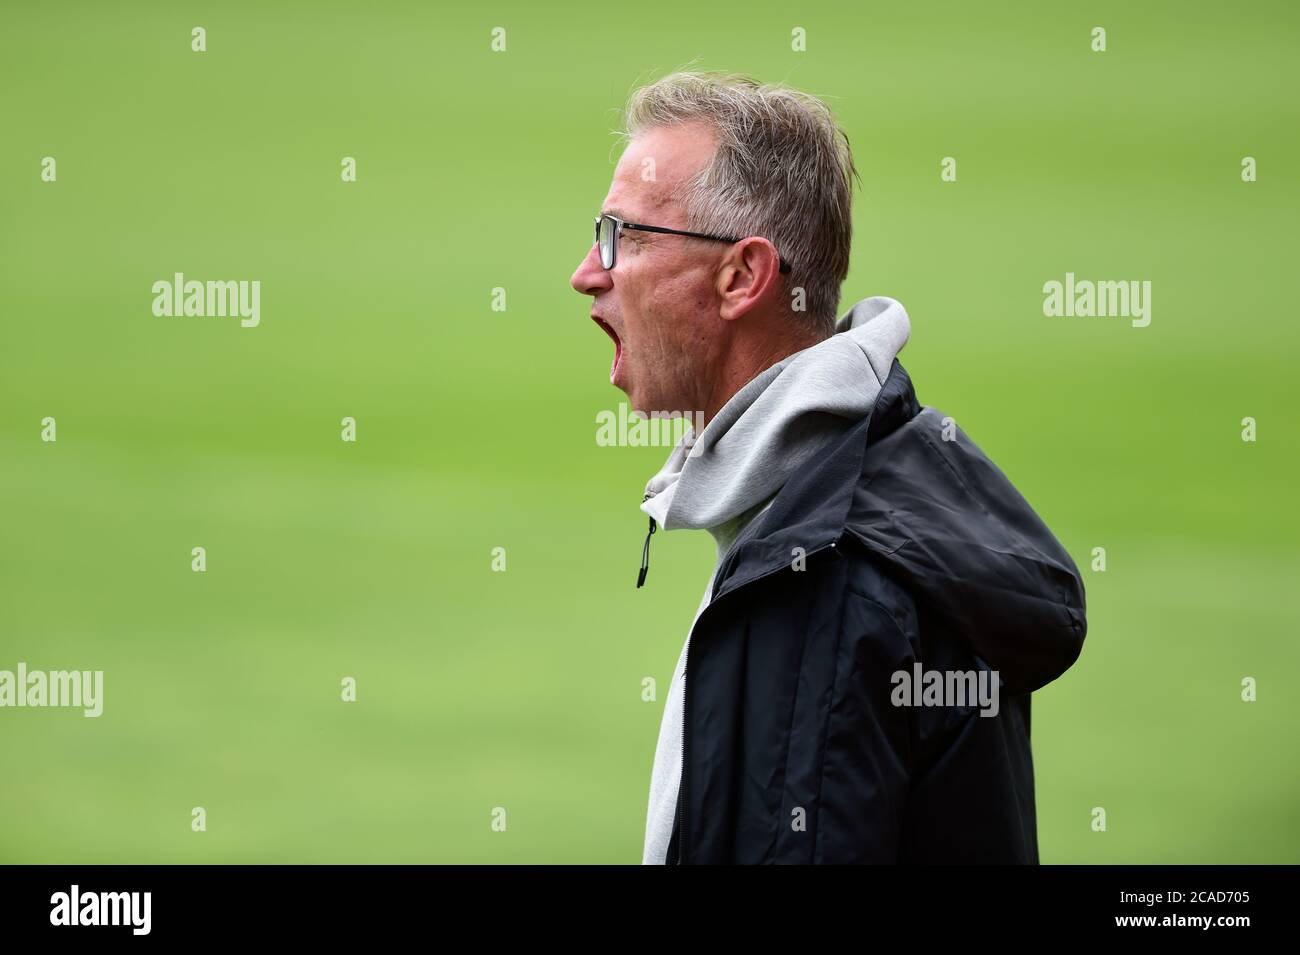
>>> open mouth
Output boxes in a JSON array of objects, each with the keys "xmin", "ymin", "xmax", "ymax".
[{"xmin": 592, "ymin": 315, "xmax": 622, "ymax": 383}]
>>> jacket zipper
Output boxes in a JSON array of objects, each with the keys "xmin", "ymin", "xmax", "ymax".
[
  {"xmin": 672, "ymin": 534, "xmax": 840, "ymax": 864},
  {"xmin": 637, "ymin": 506, "xmax": 657, "ymax": 589}
]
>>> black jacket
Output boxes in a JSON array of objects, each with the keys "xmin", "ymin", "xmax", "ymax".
[{"xmin": 662, "ymin": 360, "xmax": 1087, "ymax": 864}]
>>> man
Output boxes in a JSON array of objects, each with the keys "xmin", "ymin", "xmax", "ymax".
[{"xmin": 569, "ymin": 72, "xmax": 1087, "ymax": 864}]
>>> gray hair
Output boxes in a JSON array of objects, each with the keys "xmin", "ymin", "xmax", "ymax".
[{"xmin": 621, "ymin": 71, "xmax": 858, "ymax": 336}]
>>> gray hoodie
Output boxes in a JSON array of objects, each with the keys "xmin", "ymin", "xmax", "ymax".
[{"xmin": 639, "ymin": 295, "xmax": 913, "ymax": 864}]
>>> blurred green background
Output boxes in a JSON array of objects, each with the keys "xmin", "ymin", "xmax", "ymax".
[{"xmin": 1, "ymin": 0, "xmax": 1297, "ymax": 863}]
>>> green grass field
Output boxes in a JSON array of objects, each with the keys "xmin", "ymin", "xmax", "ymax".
[{"xmin": 2, "ymin": 0, "xmax": 1297, "ymax": 863}]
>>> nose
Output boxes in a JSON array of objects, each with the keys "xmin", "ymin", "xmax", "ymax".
[{"xmin": 570, "ymin": 241, "xmax": 613, "ymax": 297}]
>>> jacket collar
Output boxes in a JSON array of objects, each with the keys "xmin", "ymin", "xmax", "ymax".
[{"xmin": 711, "ymin": 359, "xmax": 920, "ymax": 601}]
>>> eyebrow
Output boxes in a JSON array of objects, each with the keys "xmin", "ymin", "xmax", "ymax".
[{"xmin": 603, "ymin": 207, "xmax": 635, "ymax": 221}]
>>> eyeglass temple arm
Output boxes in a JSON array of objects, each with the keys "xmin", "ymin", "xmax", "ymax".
[{"xmin": 621, "ymin": 221, "xmax": 792, "ymax": 274}]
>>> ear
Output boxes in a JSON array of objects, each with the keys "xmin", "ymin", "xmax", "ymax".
[{"xmin": 716, "ymin": 237, "xmax": 785, "ymax": 322}]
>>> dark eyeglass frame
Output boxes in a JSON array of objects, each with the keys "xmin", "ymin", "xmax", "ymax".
[{"xmin": 594, "ymin": 213, "xmax": 792, "ymax": 274}]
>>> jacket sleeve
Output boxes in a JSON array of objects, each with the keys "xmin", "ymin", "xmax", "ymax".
[{"xmin": 848, "ymin": 411, "xmax": 1088, "ymax": 695}]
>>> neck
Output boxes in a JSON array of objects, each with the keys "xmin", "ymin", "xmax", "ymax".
[{"xmin": 698, "ymin": 324, "xmax": 829, "ymax": 430}]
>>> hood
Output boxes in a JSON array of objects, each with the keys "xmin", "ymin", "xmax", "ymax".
[
  {"xmin": 710, "ymin": 359, "xmax": 1088, "ymax": 693},
  {"xmin": 640, "ymin": 296, "xmax": 912, "ymax": 544}
]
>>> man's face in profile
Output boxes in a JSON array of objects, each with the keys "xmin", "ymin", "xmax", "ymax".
[{"xmin": 570, "ymin": 121, "xmax": 720, "ymax": 416}]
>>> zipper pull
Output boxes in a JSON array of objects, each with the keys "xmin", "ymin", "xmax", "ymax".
[{"xmin": 637, "ymin": 515, "xmax": 657, "ymax": 588}]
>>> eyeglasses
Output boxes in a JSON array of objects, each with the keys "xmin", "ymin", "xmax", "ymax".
[{"xmin": 593, "ymin": 213, "xmax": 792, "ymax": 274}]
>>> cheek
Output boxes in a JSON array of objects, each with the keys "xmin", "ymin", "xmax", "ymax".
[
  {"xmin": 623, "ymin": 263, "xmax": 711, "ymax": 357},
  {"xmin": 654, "ymin": 275, "xmax": 711, "ymax": 344},
  {"xmin": 614, "ymin": 266, "xmax": 646, "ymax": 321},
  {"xmin": 619, "ymin": 272, "xmax": 667, "ymax": 349}
]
